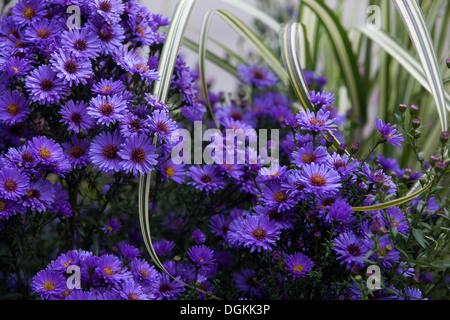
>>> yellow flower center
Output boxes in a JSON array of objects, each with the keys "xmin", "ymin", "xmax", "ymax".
[
  {"xmin": 43, "ymin": 280, "xmax": 55, "ymax": 291},
  {"xmin": 0, "ymin": 201, "xmax": 5, "ymax": 211},
  {"xmin": 164, "ymin": 165, "xmax": 175, "ymax": 177},
  {"xmin": 101, "ymin": 85, "xmax": 113, "ymax": 93},
  {"xmin": 12, "ymin": 67, "xmax": 19, "ymax": 74},
  {"xmin": 103, "ymin": 267, "xmax": 114, "ymax": 276},
  {"xmin": 7, "ymin": 103, "xmax": 19, "ymax": 116},
  {"xmin": 38, "ymin": 147, "xmax": 51, "ymax": 159},
  {"xmin": 293, "ymin": 264, "xmax": 304, "ymax": 274},
  {"xmin": 22, "ymin": 6, "xmax": 35, "ymax": 20}
]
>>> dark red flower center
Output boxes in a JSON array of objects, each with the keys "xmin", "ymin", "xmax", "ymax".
[
  {"xmin": 347, "ymin": 243, "xmax": 361, "ymax": 256},
  {"xmin": 64, "ymin": 60, "xmax": 78, "ymax": 74},
  {"xmin": 74, "ymin": 39, "xmax": 88, "ymax": 51},
  {"xmin": 310, "ymin": 174, "xmax": 327, "ymax": 187},
  {"xmin": 40, "ymin": 79, "xmax": 55, "ymax": 92},
  {"xmin": 3, "ymin": 179, "xmax": 18, "ymax": 192},
  {"xmin": 131, "ymin": 148, "xmax": 146, "ymax": 163},
  {"xmin": 200, "ymin": 174, "xmax": 212, "ymax": 183},
  {"xmin": 102, "ymin": 145, "xmax": 119, "ymax": 159},
  {"xmin": 251, "ymin": 227, "xmax": 267, "ymax": 241},
  {"xmin": 99, "ymin": 103, "xmax": 114, "ymax": 116},
  {"xmin": 69, "ymin": 146, "xmax": 86, "ymax": 159},
  {"xmin": 99, "ymin": 1, "xmax": 112, "ymax": 12}
]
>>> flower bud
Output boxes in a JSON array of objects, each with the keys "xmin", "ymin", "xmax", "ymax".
[
  {"xmin": 411, "ymin": 118, "xmax": 421, "ymax": 129},
  {"xmin": 350, "ymin": 142, "xmax": 360, "ymax": 154},
  {"xmin": 409, "ymin": 104, "xmax": 419, "ymax": 115},
  {"xmin": 338, "ymin": 143, "xmax": 347, "ymax": 155},
  {"xmin": 398, "ymin": 103, "xmax": 408, "ymax": 113},
  {"xmin": 414, "ymin": 129, "xmax": 421, "ymax": 139},
  {"xmin": 440, "ymin": 131, "xmax": 449, "ymax": 144},
  {"xmin": 429, "ymin": 154, "xmax": 440, "ymax": 166},
  {"xmin": 325, "ymin": 135, "xmax": 335, "ymax": 148},
  {"xmin": 314, "ymin": 230, "xmax": 321, "ymax": 238},
  {"xmin": 434, "ymin": 161, "xmax": 445, "ymax": 172}
]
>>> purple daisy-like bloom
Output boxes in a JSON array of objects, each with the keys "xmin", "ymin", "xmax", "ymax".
[
  {"xmin": 296, "ymin": 108, "xmax": 337, "ymax": 133},
  {"xmin": 187, "ymin": 165, "xmax": 226, "ymax": 195},
  {"xmin": 59, "ymin": 100, "xmax": 94, "ymax": 133},
  {"xmin": 27, "ymin": 135, "xmax": 71, "ymax": 175},
  {"xmin": 361, "ymin": 163, "xmax": 396, "ymax": 194},
  {"xmin": 209, "ymin": 214, "xmax": 230, "ymax": 239},
  {"xmin": 363, "ymin": 234, "xmax": 401, "ymax": 270},
  {"xmin": 102, "ymin": 216, "xmax": 121, "ymax": 234},
  {"xmin": 4, "ymin": 145, "xmax": 38, "ymax": 176},
  {"xmin": 291, "ymin": 142, "xmax": 330, "ymax": 166},
  {"xmin": 237, "ymin": 62, "xmax": 278, "ymax": 89},
  {"xmin": 66, "ymin": 290, "xmax": 97, "ymax": 300},
  {"xmin": 0, "ymin": 198, "xmax": 22, "ymax": 220},
  {"xmin": 298, "ymin": 162, "xmax": 341, "ymax": 195},
  {"xmin": 4, "ymin": 56, "xmax": 32, "ymax": 77},
  {"xmin": 253, "ymin": 204, "xmax": 295, "ymax": 230},
  {"xmin": 261, "ymin": 180, "xmax": 297, "ymax": 212},
  {"xmin": 333, "ymin": 232, "xmax": 367, "ymax": 270},
  {"xmin": 89, "ymin": 130, "xmax": 124, "ymax": 173},
  {"xmin": 31, "ymin": 269, "xmax": 66, "ymax": 300},
  {"xmin": 0, "ymin": 90, "xmax": 30, "ymax": 125},
  {"xmin": 24, "ymin": 18, "xmax": 61, "ymax": 50},
  {"xmin": 118, "ymin": 134, "xmax": 158, "ymax": 176},
  {"xmin": 154, "ymin": 274, "xmax": 185, "ymax": 300},
  {"xmin": 152, "ymin": 239, "xmax": 176, "ymax": 256},
  {"xmin": 61, "ymin": 27, "xmax": 102, "ymax": 59},
  {"xmin": 239, "ymin": 214, "xmax": 281, "ymax": 253},
  {"xmin": 308, "ymin": 90, "xmax": 336, "ymax": 109},
  {"xmin": 120, "ymin": 244, "xmax": 140, "ymax": 260},
  {"xmin": 62, "ymin": 135, "xmax": 90, "ymax": 169},
  {"xmin": 117, "ymin": 280, "xmax": 148, "ymax": 300},
  {"xmin": 0, "ymin": 167, "xmax": 29, "ymax": 201},
  {"xmin": 92, "ymin": 78, "xmax": 125, "ymax": 96},
  {"xmin": 382, "ymin": 207, "xmax": 409, "ymax": 235},
  {"xmin": 25, "ymin": 64, "xmax": 68, "ymax": 105},
  {"xmin": 402, "ymin": 287, "xmax": 426, "ymax": 300},
  {"xmin": 148, "ymin": 109, "xmax": 178, "ymax": 142},
  {"xmin": 192, "ymin": 229, "xmax": 206, "ymax": 244},
  {"xmin": 50, "ymin": 48, "xmax": 92, "ymax": 86},
  {"xmin": 327, "ymin": 199, "xmax": 353, "ymax": 225},
  {"xmin": 158, "ymin": 159, "xmax": 185, "ymax": 184},
  {"xmin": 129, "ymin": 258, "xmax": 159, "ymax": 286},
  {"xmin": 12, "ymin": 0, "xmax": 48, "ymax": 27},
  {"xmin": 187, "ymin": 245, "xmax": 216, "ymax": 267},
  {"xmin": 90, "ymin": 0, "xmax": 125, "ymax": 24},
  {"xmin": 95, "ymin": 254, "xmax": 129, "ymax": 285},
  {"xmin": 327, "ymin": 153, "xmax": 358, "ymax": 178},
  {"xmin": 375, "ymin": 117, "xmax": 404, "ymax": 148},
  {"xmin": 20, "ymin": 178, "xmax": 55, "ymax": 213},
  {"xmin": 119, "ymin": 112, "xmax": 150, "ymax": 138},
  {"xmin": 87, "ymin": 15, "xmax": 125, "ymax": 55},
  {"xmin": 284, "ymin": 252, "xmax": 315, "ymax": 279},
  {"xmin": 233, "ymin": 268, "xmax": 261, "ymax": 298},
  {"xmin": 88, "ymin": 94, "xmax": 127, "ymax": 127}
]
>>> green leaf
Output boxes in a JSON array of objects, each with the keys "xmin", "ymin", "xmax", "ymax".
[
  {"xmin": 430, "ymin": 260, "xmax": 450, "ymax": 269},
  {"xmin": 138, "ymin": 0, "xmax": 197, "ymax": 276},
  {"xmin": 412, "ymin": 228, "xmax": 427, "ymax": 249},
  {"xmin": 300, "ymin": 0, "xmax": 367, "ymax": 122},
  {"xmin": 392, "ymin": 0, "xmax": 448, "ymax": 132}
]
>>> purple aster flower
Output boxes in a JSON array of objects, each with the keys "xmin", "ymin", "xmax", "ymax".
[
  {"xmin": 327, "ymin": 153, "xmax": 358, "ymax": 178},
  {"xmin": 148, "ymin": 109, "xmax": 178, "ymax": 142},
  {"xmin": 87, "ymin": 94, "xmax": 127, "ymax": 126},
  {"xmin": 20, "ymin": 178, "xmax": 55, "ymax": 213},
  {"xmin": 361, "ymin": 163, "xmax": 396, "ymax": 194},
  {"xmin": 363, "ymin": 234, "xmax": 401, "ymax": 270},
  {"xmin": 192, "ymin": 228, "xmax": 206, "ymax": 244},
  {"xmin": 0, "ymin": 198, "xmax": 22, "ymax": 220},
  {"xmin": 116, "ymin": 280, "xmax": 148, "ymax": 300},
  {"xmin": 87, "ymin": 15, "xmax": 125, "ymax": 55},
  {"xmin": 4, "ymin": 56, "xmax": 32, "ymax": 77},
  {"xmin": 402, "ymin": 287, "xmax": 426, "ymax": 300},
  {"xmin": 0, "ymin": 167, "xmax": 29, "ymax": 201},
  {"xmin": 239, "ymin": 214, "xmax": 281, "ymax": 253},
  {"xmin": 25, "ymin": 64, "xmax": 68, "ymax": 105},
  {"xmin": 90, "ymin": 0, "xmax": 125, "ymax": 24},
  {"xmin": 333, "ymin": 232, "xmax": 367, "ymax": 270},
  {"xmin": 237, "ymin": 62, "xmax": 278, "ymax": 89},
  {"xmin": 209, "ymin": 214, "xmax": 230, "ymax": 239},
  {"xmin": 12, "ymin": 0, "xmax": 48, "ymax": 27},
  {"xmin": 27, "ymin": 136, "xmax": 71, "ymax": 175},
  {"xmin": 253, "ymin": 204, "xmax": 295, "ymax": 230},
  {"xmin": 284, "ymin": 252, "xmax": 315, "ymax": 279},
  {"xmin": 50, "ymin": 48, "xmax": 92, "ymax": 86},
  {"xmin": 120, "ymin": 244, "xmax": 141, "ymax": 260},
  {"xmin": 233, "ymin": 268, "xmax": 261, "ymax": 298},
  {"xmin": 187, "ymin": 245, "xmax": 215, "ymax": 267},
  {"xmin": 261, "ymin": 180, "xmax": 297, "ymax": 212},
  {"xmin": 296, "ymin": 108, "xmax": 337, "ymax": 133},
  {"xmin": 298, "ymin": 163, "xmax": 341, "ymax": 195},
  {"xmin": 62, "ymin": 135, "xmax": 90, "ymax": 169},
  {"xmin": 31, "ymin": 269, "xmax": 66, "ymax": 300},
  {"xmin": 59, "ymin": 100, "xmax": 94, "ymax": 133},
  {"xmin": 291, "ymin": 142, "xmax": 330, "ymax": 166},
  {"xmin": 61, "ymin": 27, "xmax": 102, "ymax": 59},
  {"xmin": 95, "ymin": 254, "xmax": 129, "ymax": 285},
  {"xmin": 382, "ymin": 207, "xmax": 409, "ymax": 235},
  {"xmin": 49, "ymin": 182, "xmax": 72, "ymax": 218},
  {"xmin": 50, "ymin": 250, "xmax": 80, "ymax": 273},
  {"xmin": 102, "ymin": 216, "xmax": 121, "ymax": 234},
  {"xmin": 154, "ymin": 274, "xmax": 185, "ymax": 300},
  {"xmin": 89, "ymin": 130, "xmax": 124, "ymax": 173},
  {"xmin": 187, "ymin": 165, "xmax": 226, "ymax": 194},
  {"xmin": 308, "ymin": 90, "xmax": 335, "ymax": 109},
  {"xmin": 3, "ymin": 145, "xmax": 38, "ymax": 175},
  {"xmin": 129, "ymin": 258, "xmax": 159, "ymax": 285},
  {"xmin": 181, "ymin": 103, "xmax": 206, "ymax": 122},
  {"xmin": 92, "ymin": 78, "xmax": 125, "ymax": 96},
  {"xmin": 375, "ymin": 117, "xmax": 404, "ymax": 147},
  {"xmin": 118, "ymin": 134, "xmax": 158, "ymax": 176},
  {"xmin": 172, "ymin": 70, "xmax": 198, "ymax": 105},
  {"xmin": 24, "ymin": 18, "xmax": 61, "ymax": 51},
  {"xmin": 0, "ymin": 90, "xmax": 30, "ymax": 125},
  {"xmin": 257, "ymin": 162, "xmax": 287, "ymax": 183},
  {"xmin": 66, "ymin": 290, "xmax": 97, "ymax": 300},
  {"xmin": 152, "ymin": 239, "xmax": 175, "ymax": 256},
  {"xmin": 327, "ymin": 199, "xmax": 353, "ymax": 225},
  {"xmin": 158, "ymin": 159, "xmax": 185, "ymax": 184}
]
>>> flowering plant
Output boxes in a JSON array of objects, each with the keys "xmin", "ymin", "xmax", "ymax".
[{"xmin": 0, "ymin": 0, "xmax": 449, "ymax": 301}]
